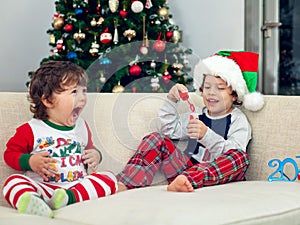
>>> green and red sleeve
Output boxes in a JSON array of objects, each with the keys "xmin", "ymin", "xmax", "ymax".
[{"xmin": 3, "ymin": 123, "xmax": 34, "ymax": 171}]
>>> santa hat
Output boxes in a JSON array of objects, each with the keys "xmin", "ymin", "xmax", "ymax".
[{"xmin": 194, "ymin": 50, "xmax": 264, "ymax": 111}]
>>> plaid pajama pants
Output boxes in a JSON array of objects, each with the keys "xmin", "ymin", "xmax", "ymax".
[
  {"xmin": 3, "ymin": 171, "xmax": 118, "ymax": 209},
  {"xmin": 117, "ymin": 132, "xmax": 250, "ymax": 189}
]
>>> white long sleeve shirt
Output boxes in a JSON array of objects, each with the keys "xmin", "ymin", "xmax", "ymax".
[{"xmin": 158, "ymin": 98, "xmax": 252, "ymax": 163}]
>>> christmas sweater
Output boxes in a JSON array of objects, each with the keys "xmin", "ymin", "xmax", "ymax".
[
  {"xmin": 4, "ymin": 117, "xmax": 96, "ymax": 188},
  {"xmin": 158, "ymin": 98, "xmax": 252, "ymax": 162}
]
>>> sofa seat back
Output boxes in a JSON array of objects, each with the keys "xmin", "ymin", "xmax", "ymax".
[{"xmin": 1, "ymin": 92, "xmax": 300, "ymax": 206}]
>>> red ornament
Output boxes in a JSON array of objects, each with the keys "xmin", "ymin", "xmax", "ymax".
[
  {"xmin": 166, "ymin": 31, "xmax": 173, "ymax": 41},
  {"xmin": 100, "ymin": 28, "xmax": 112, "ymax": 44},
  {"xmin": 153, "ymin": 32, "xmax": 165, "ymax": 52},
  {"xmin": 162, "ymin": 74, "xmax": 172, "ymax": 83},
  {"xmin": 162, "ymin": 70, "xmax": 172, "ymax": 83},
  {"xmin": 56, "ymin": 39, "xmax": 64, "ymax": 52},
  {"xmin": 120, "ymin": 10, "xmax": 128, "ymax": 19},
  {"xmin": 129, "ymin": 64, "xmax": 142, "ymax": 76},
  {"xmin": 153, "ymin": 40, "xmax": 166, "ymax": 52},
  {"xmin": 64, "ymin": 24, "xmax": 73, "ymax": 32},
  {"xmin": 96, "ymin": 4, "xmax": 101, "ymax": 14}
]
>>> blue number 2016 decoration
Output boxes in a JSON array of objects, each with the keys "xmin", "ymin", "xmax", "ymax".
[{"xmin": 268, "ymin": 156, "xmax": 300, "ymax": 182}]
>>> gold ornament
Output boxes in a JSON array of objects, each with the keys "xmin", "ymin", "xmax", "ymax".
[
  {"xmin": 172, "ymin": 62, "xmax": 183, "ymax": 70},
  {"xmin": 73, "ymin": 30, "xmax": 86, "ymax": 44},
  {"xmin": 97, "ymin": 17, "xmax": 104, "ymax": 26},
  {"xmin": 172, "ymin": 30, "xmax": 181, "ymax": 43},
  {"xmin": 53, "ymin": 17, "xmax": 64, "ymax": 29},
  {"xmin": 158, "ymin": 7, "xmax": 168, "ymax": 19},
  {"xmin": 109, "ymin": 0, "xmax": 119, "ymax": 13},
  {"xmin": 49, "ymin": 34, "xmax": 56, "ymax": 44},
  {"xmin": 89, "ymin": 41, "xmax": 99, "ymax": 56},
  {"xmin": 112, "ymin": 82, "xmax": 125, "ymax": 93},
  {"xmin": 123, "ymin": 29, "xmax": 136, "ymax": 41}
]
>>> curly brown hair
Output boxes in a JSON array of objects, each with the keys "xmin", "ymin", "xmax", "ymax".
[{"xmin": 28, "ymin": 60, "xmax": 87, "ymax": 120}]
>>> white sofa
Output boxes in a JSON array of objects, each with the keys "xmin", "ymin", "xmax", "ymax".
[{"xmin": 1, "ymin": 92, "xmax": 300, "ymax": 225}]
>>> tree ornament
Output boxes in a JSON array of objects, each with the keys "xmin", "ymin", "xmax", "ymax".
[
  {"xmin": 90, "ymin": 18, "xmax": 97, "ymax": 26},
  {"xmin": 75, "ymin": 8, "xmax": 84, "ymax": 16},
  {"xmin": 89, "ymin": 38, "xmax": 100, "ymax": 56},
  {"xmin": 73, "ymin": 29, "xmax": 86, "ymax": 44},
  {"xmin": 113, "ymin": 20, "xmax": 119, "ymax": 44},
  {"xmin": 151, "ymin": 76, "xmax": 160, "ymax": 92},
  {"xmin": 112, "ymin": 82, "xmax": 125, "ymax": 93},
  {"xmin": 172, "ymin": 62, "xmax": 183, "ymax": 76},
  {"xmin": 166, "ymin": 31, "xmax": 173, "ymax": 41},
  {"xmin": 49, "ymin": 34, "xmax": 56, "ymax": 44},
  {"xmin": 131, "ymin": 1, "xmax": 144, "ymax": 13},
  {"xmin": 155, "ymin": 20, "xmax": 161, "ymax": 25},
  {"xmin": 172, "ymin": 30, "xmax": 181, "ymax": 43},
  {"xmin": 96, "ymin": 2, "xmax": 101, "ymax": 14},
  {"xmin": 158, "ymin": 7, "xmax": 168, "ymax": 19},
  {"xmin": 150, "ymin": 60, "xmax": 156, "ymax": 69},
  {"xmin": 99, "ymin": 72, "xmax": 106, "ymax": 83},
  {"xmin": 139, "ymin": 46, "xmax": 148, "ymax": 55},
  {"xmin": 162, "ymin": 70, "xmax": 172, "ymax": 84},
  {"xmin": 99, "ymin": 57, "xmax": 112, "ymax": 65},
  {"xmin": 56, "ymin": 39, "xmax": 65, "ymax": 52},
  {"xmin": 145, "ymin": 0, "xmax": 153, "ymax": 9},
  {"xmin": 120, "ymin": 9, "xmax": 128, "ymax": 19},
  {"xmin": 123, "ymin": 29, "xmax": 136, "ymax": 41},
  {"xmin": 153, "ymin": 32, "xmax": 165, "ymax": 52},
  {"xmin": 172, "ymin": 62, "xmax": 184, "ymax": 70},
  {"xmin": 139, "ymin": 15, "xmax": 148, "ymax": 55},
  {"xmin": 97, "ymin": 17, "xmax": 105, "ymax": 26},
  {"xmin": 109, "ymin": 0, "xmax": 119, "ymax": 13},
  {"xmin": 64, "ymin": 23, "xmax": 73, "ymax": 32},
  {"xmin": 100, "ymin": 28, "xmax": 112, "ymax": 44},
  {"xmin": 67, "ymin": 51, "xmax": 78, "ymax": 60},
  {"xmin": 129, "ymin": 64, "xmax": 142, "ymax": 76},
  {"xmin": 52, "ymin": 14, "xmax": 65, "ymax": 30}
]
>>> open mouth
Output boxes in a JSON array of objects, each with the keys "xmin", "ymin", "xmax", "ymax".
[
  {"xmin": 207, "ymin": 99, "xmax": 219, "ymax": 104},
  {"xmin": 72, "ymin": 107, "xmax": 82, "ymax": 121}
]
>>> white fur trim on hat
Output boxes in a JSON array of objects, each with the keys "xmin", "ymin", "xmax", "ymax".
[
  {"xmin": 194, "ymin": 55, "xmax": 248, "ymax": 101},
  {"xmin": 243, "ymin": 92, "xmax": 264, "ymax": 111},
  {"xmin": 193, "ymin": 55, "xmax": 264, "ymax": 111}
]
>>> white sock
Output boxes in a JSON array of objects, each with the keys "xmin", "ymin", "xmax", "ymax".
[
  {"xmin": 17, "ymin": 192, "xmax": 54, "ymax": 218},
  {"xmin": 48, "ymin": 189, "xmax": 68, "ymax": 210}
]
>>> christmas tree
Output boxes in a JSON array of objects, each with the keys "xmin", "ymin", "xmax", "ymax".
[{"xmin": 33, "ymin": 0, "xmax": 193, "ymax": 92}]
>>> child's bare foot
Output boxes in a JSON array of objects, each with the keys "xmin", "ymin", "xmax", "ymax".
[
  {"xmin": 117, "ymin": 182, "xmax": 128, "ymax": 192},
  {"xmin": 167, "ymin": 175, "xmax": 194, "ymax": 192}
]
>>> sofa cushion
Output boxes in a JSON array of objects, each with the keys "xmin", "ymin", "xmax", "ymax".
[{"xmin": 53, "ymin": 181, "xmax": 300, "ymax": 225}]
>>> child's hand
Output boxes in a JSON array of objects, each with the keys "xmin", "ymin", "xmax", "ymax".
[
  {"xmin": 187, "ymin": 119, "xmax": 208, "ymax": 140},
  {"xmin": 168, "ymin": 84, "xmax": 188, "ymax": 102},
  {"xmin": 82, "ymin": 149, "xmax": 100, "ymax": 173},
  {"xmin": 29, "ymin": 151, "xmax": 57, "ymax": 181}
]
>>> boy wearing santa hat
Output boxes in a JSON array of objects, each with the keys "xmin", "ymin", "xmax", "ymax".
[{"xmin": 117, "ymin": 50, "xmax": 264, "ymax": 192}]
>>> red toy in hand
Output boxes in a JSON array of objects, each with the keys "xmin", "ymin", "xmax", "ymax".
[{"xmin": 179, "ymin": 92, "xmax": 195, "ymax": 112}]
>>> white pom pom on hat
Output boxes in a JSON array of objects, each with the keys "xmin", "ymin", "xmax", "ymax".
[{"xmin": 193, "ymin": 50, "xmax": 264, "ymax": 111}]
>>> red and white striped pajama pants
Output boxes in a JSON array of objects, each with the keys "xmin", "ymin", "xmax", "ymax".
[
  {"xmin": 117, "ymin": 132, "xmax": 250, "ymax": 189},
  {"xmin": 3, "ymin": 171, "xmax": 118, "ymax": 209}
]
